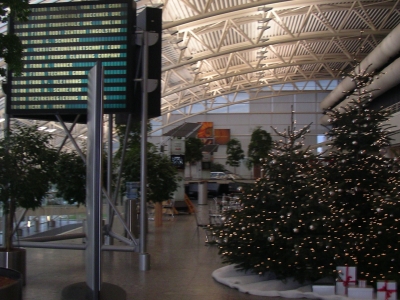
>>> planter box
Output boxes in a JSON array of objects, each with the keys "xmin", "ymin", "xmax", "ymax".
[
  {"xmin": 0, "ymin": 267, "xmax": 22, "ymax": 300},
  {"xmin": 0, "ymin": 248, "xmax": 26, "ymax": 285}
]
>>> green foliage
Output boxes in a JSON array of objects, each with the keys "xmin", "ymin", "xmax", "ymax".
[
  {"xmin": 0, "ymin": 125, "xmax": 57, "ymax": 250},
  {"xmin": 226, "ymin": 138, "xmax": 244, "ymax": 169},
  {"xmin": 185, "ymin": 137, "xmax": 203, "ymax": 165},
  {"xmin": 247, "ymin": 127, "xmax": 272, "ymax": 169},
  {"xmin": 147, "ymin": 150, "xmax": 180, "ymax": 203},
  {"xmin": 0, "ymin": 125, "xmax": 57, "ymax": 211},
  {"xmin": 210, "ymin": 162, "xmax": 226, "ymax": 172},
  {"xmin": 53, "ymin": 151, "xmax": 86, "ymax": 205},
  {"xmin": 1, "ymin": 0, "xmax": 30, "ymax": 23},
  {"xmin": 0, "ymin": 124, "xmax": 88, "ymax": 249},
  {"xmin": 115, "ymin": 122, "xmax": 151, "ymax": 152},
  {"xmin": 116, "ymin": 122, "xmax": 179, "ymax": 203},
  {"xmin": 322, "ymin": 68, "xmax": 400, "ymax": 283},
  {"xmin": 121, "ymin": 144, "xmax": 179, "ymax": 203},
  {"xmin": 0, "ymin": 0, "xmax": 30, "ymax": 77},
  {"xmin": 213, "ymin": 68, "xmax": 400, "ymax": 286},
  {"xmin": 213, "ymin": 117, "xmax": 333, "ymax": 283}
]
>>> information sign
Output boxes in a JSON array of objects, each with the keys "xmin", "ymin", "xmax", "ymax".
[{"xmin": 6, "ymin": 0, "xmax": 135, "ymax": 120}]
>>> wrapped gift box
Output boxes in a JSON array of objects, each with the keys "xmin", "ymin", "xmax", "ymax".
[
  {"xmin": 336, "ymin": 266, "xmax": 357, "ymax": 295},
  {"xmin": 312, "ymin": 285, "xmax": 335, "ymax": 295},
  {"xmin": 347, "ymin": 286, "xmax": 374, "ymax": 299},
  {"xmin": 336, "ymin": 281, "xmax": 356, "ymax": 296},
  {"xmin": 336, "ymin": 266, "xmax": 357, "ymax": 283},
  {"xmin": 377, "ymin": 280, "xmax": 397, "ymax": 300}
]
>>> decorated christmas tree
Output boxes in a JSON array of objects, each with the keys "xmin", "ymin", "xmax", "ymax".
[
  {"xmin": 213, "ymin": 111, "xmax": 334, "ymax": 283},
  {"xmin": 323, "ymin": 65, "xmax": 400, "ymax": 283}
]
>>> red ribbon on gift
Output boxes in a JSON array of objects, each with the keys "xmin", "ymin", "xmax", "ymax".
[
  {"xmin": 377, "ymin": 281, "xmax": 396, "ymax": 300},
  {"xmin": 342, "ymin": 266, "xmax": 356, "ymax": 287},
  {"xmin": 339, "ymin": 266, "xmax": 356, "ymax": 295}
]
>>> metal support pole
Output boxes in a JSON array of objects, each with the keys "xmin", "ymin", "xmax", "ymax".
[
  {"xmin": 56, "ymin": 115, "xmax": 81, "ymax": 154},
  {"xmin": 20, "ymin": 233, "xmax": 86, "ymax": 242},
  {"xmin": 106, "ymin": 114, "xmax": 114, "ymax": 245},
  {"xmin": 108, "ymin": 231, "xmax": 137, "ymax": 247},
  {"xmin": 86, "ymin": 61, "xmax": 104, "ymax": 299},
  {"xmin": 16, "ymin": 241, "xmax": 136, "ymax": 252},
  {"xmin": 17, "ymin": 241, "xmax": 87, "ymax": 250},
  {"xmin": 103, "ymin": 186, "xmax": 137, "ymax": 244},
  {"xmin": 56, "ymin": 115, "xmax": 86, "ymax": 163},
  {"xmin": 0, "ymin": 211, "xmax": 5, "ymax": 247},
  {"xmin": 139, "ymin": 31, "xmax": 150, "ymax": 271},
  {"xmin": 5, "ymin": 111, "xmax": 10, "ymax": 135},
  {"xmin": 109, "ymin": 114, "xmax": 132, "ymax": 229},
  {"xmin": 1, "ymin": 114, "xmax": 10, "ymax": 247}
]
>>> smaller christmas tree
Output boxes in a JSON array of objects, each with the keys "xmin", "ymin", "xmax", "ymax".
[{"xmin": 212, "ymin": 110, "xmax": 334, "ymax": 283}]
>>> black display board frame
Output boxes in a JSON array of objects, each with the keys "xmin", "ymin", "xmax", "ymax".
[{"xmin": 6, "ymin": 0, "xmax": 136, "ymax": 122}]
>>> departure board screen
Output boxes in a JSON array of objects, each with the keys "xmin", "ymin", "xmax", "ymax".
[{"xmin": 7, "ymin": 0, "xmax": 135, "ymax": 120}]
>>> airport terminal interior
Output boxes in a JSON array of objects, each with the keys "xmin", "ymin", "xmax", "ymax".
[
  {"xmin": 20, "ymin": 202, "xmax": 281, "ymax": 300},
  {"xmin": 2, "ymin": 0, "xmax": 400, "ymax": 299}
]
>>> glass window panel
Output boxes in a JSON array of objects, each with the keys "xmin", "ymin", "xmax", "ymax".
[
  {"xmin": 282, "ymin": 83, "xmax": 295, "ymax": 90},
  {"xmin": 171, "ymin": 109, "xmax": 183, "ymax": 114},
  {"xmin": 151, "ymin": 129, "xmax": 162, "ymax": 136},
  {"xmin": 210, "ymin": 106, "xmax": 228, "ymax": 113},
  {"xmin": 234, "ymin": 92, "xmax": 250, "ymax": 101},
  {"xmin": 272, "ymin": 84, "xmax": 283, "ymax": 91},
  {"xmin": 190, "ymin": 103, "xmax": 205, "ymax": 113},
  {"xmin": 317, "ymin": 135, "xmax": 326, "ymax": 143},
  {"xmin": 214, "ymin": 96, "xmax": 228, "ymax": 103},
  {"xmin": 327, "ymin": 80, "xmax": 339, "ymax": 90},
  {"xmin": 304, "ymin": 82, "xmax": 317, "ymax": 90},
  {"xmin": 318, "ymin": 80, "xmax": 331, "ymax": 89},
  {"xmin": 229, "ymin": 103, "xmax": 249, "ymax": 113},
  {"xmin": 295, "ymin": 82, "xmax": 306, "ymax": 90},
  {"xmin": 260, "ymin": 86, "xmax": 272, "ymax": 92},
  {"xmin": 317, "ymin": 134, "xmax": 327, "ymax": 153},
  {"xmin": 150, "ymin": 119, "xmax": 161, "ymax": 128}
]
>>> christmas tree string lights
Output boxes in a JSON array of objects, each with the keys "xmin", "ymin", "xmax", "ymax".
[
  {"xmin": 211, "ymin": 62, "xmax": 400, "ymax": 286},
  {"xmin": 323, "ymin": 63, "xmax": 400, "ymax": 284},
  {"xmin": 211, "ymin": 109, "xmax": 335, "ymax": 283}
]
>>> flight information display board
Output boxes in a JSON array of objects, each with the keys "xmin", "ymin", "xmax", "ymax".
[{"xmin": 7, "ymin": 0, "xmax": 136, "ymax": 120}]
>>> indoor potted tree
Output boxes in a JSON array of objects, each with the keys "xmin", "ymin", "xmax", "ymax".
[
  {"xmin": 184, "ymin": 137, "xmax": 203, "ymax": 179},
  {"xmin": 116, "ymin": 122, "xmax": 179, "ymax": 227},
  {"xmin": 247, "ymin": 126, "xmax": 272, "ymax": 178},
  {"xmin": 0, "ymin": 0, "xmax": 30, "ymax": 78},
  {"xmin": 0, "ymin": 124, "xmax": 58, "ymax": 283},
  {"xmin": 226, "ymin": 138, "xmax": 245, "ymax": 174}
]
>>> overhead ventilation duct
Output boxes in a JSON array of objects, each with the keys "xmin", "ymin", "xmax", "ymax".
[
  {"xmin": 320, "ymin": 23, "xmax": 400, "ymax": 125},
  {"xmin": 320, "ymin": 57, "xmax": 400, "ymax": 124}
]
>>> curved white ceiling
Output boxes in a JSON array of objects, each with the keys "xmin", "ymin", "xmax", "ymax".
[{"xmin": 156, "ymin": 1, "xmax": 400, "ymax": 104}]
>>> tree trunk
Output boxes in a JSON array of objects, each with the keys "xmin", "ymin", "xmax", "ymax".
[
  {"xmin": 154, "ymin": 202, "xmax": 163, "ymax": 227},
  {"xmin": 187, "ymin": 163, "xmax": 193, "ymax": 179},
  {"xmin": 253, "ymin": 164, "xmax": 261, "ymax": 179},
  {"xmin": 5, "ymin": 199, "xmax": 16, "ymax": 251}
]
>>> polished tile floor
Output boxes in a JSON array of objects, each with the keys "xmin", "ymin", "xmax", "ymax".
[{"xmin": 22, "ymin": 201, "xmax": 296, "ymax": 300}]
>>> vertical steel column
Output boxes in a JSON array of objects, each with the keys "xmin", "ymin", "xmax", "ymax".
[
  {"xmin": 139, "ymin": 31, "xmax": 150, "ymax": 271},
  {"xmin": 0, "ymin": 213, "xmax": 4, "ymax": 247},
  {"xmin": 0, "ymin": 115, "xmax": 9, "ymax": 247},
  {"xmin": 105, "ymin": 114, "xmax": 114, "ymax": 245},
  {"xmin": 86, "ymin": 61, "xmax": 104, "ymax": 298}
]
